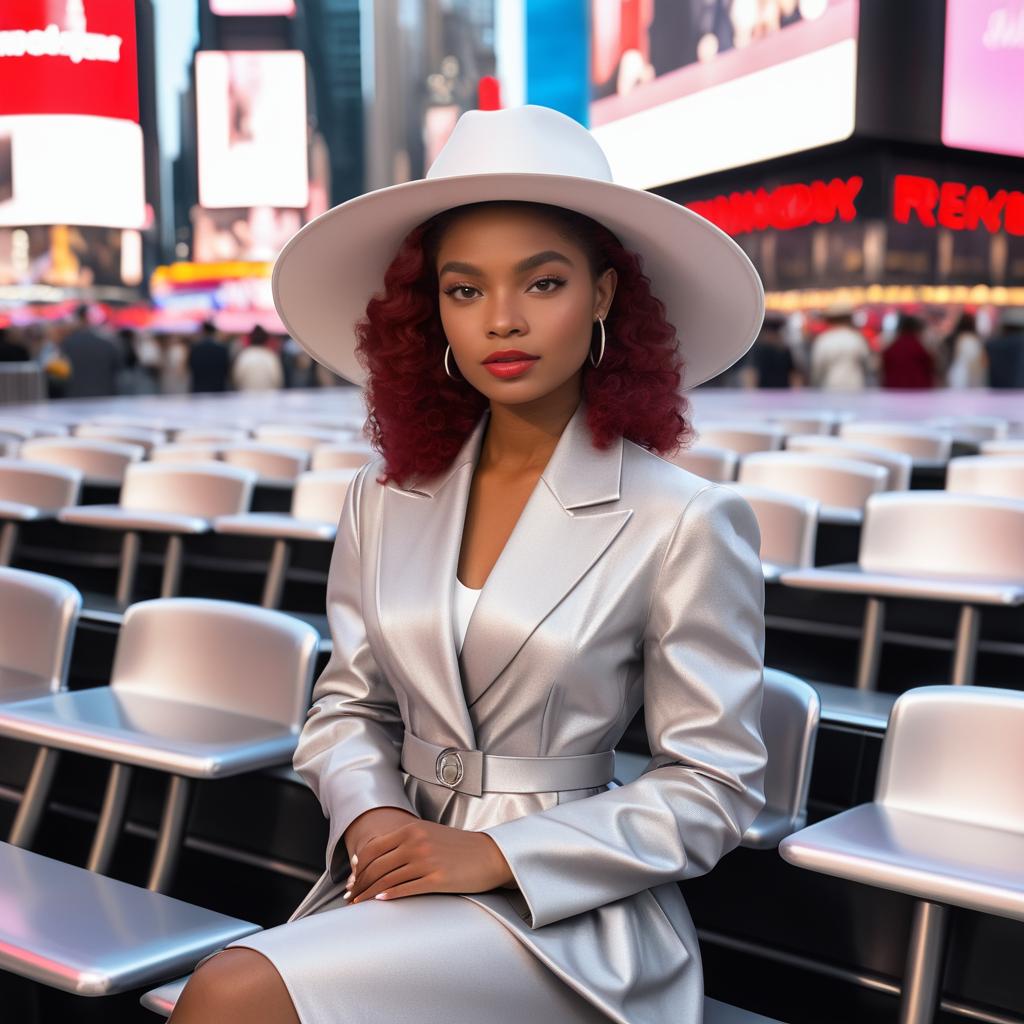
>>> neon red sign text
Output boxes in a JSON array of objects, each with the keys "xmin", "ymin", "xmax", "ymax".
[{"xmin": 892, "ymin": 175, "xmax": 1024, "ymax": 235}]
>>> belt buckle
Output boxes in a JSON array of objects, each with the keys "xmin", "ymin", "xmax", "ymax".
[{"xmin": 435, "ymin": 747, "xmax": 465, "ymax": 789}]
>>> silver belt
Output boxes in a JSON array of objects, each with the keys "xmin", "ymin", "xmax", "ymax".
[{"xmin": 401, "ymin": 732, "xmax": 615, "ymax": 797}]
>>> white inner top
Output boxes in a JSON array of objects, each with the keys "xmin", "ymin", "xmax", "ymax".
[{"xmin": 453, "ymin": 575, "xmax": 483, "ymax": 653}]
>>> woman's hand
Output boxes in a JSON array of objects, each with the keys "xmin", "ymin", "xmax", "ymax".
[{"xmin": 344, "ymin": 819, "xmax": 515, "ymax": 904}]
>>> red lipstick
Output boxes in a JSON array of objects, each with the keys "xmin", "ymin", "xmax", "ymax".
[{"xmin": 482, "ymin": 349, "xmax": 540, "ymax": 379}]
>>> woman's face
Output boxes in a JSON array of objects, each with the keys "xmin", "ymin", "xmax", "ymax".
[{"xmin": 435, "ymin": 206, "xmax": 616, "ymax": 406}]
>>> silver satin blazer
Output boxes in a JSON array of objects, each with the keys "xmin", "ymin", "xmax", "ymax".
[{"xmin": 289, "ymin": 397, "xmax": 768, "ymax": 1024}]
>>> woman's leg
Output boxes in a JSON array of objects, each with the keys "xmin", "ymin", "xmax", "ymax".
[{"xmin": 169, "ymin": 948, "xmax": 300, "ymax": 1024}]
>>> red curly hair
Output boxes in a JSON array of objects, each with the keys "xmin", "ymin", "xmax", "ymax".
[{"xmin": 353, "ymin": 200, "xmax": 694, "ymax": 489}]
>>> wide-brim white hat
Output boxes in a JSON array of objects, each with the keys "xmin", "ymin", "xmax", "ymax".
[{"xmin": 273, "ymin": 104, "xmax": 764, "ymax": 389}]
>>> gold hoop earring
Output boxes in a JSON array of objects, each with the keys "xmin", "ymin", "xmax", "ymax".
[
  {"xmin": 444, "ymin": 343, "xmax": 463, "ymax": 380},
  {"xmin": 589, "ymin": 316, "xmax": 606, "ymax": 368}
]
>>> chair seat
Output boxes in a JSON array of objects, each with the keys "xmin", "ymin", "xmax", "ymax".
[
  {"xmin": 214, "ymin": 512, "xmax": 337, "ymax": 542},
  {"xmin": 779, "ymin": 803, "xmax": 1024, "ymax": 921},
  {"xmin": 0, "ymin": 664, "xmax": 56, "ymax": 703},
  {"xmin": 0, "ymin": 688, "xmax": 300, "ymax": 777},
  {"xmin": 762, "ymin": 561, "xmax": 800, "ymax": 585},
  {"xmin": 0, "ymin": 841, "xmax": 258, "ymax": 996},
  {"xmin": 0, "ymin": 500, "xmax": 56, "ymax": 522},
  {"xmin": 810, "ymin": 682, "xmax": 896, "ymax": 732},
  {"xmin": 781, "ymin": 563, "xmax": 1024, "ymax": 606},
  {"xmin": 58, "ymin": 505, "xmax": 211, "ymax": 534}
]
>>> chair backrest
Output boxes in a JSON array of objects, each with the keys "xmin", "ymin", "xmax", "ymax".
[
  {"xmin": 0, "ymin": 458, "xmax": 82, "ymax": 509},
  {"xmin": 663, "ymin": 445, "xmax": 739, "ymax": 482},
  {"xmin": 785, "ymin": 434, "xmax": 912, "ymax": 490},
  {"xmin": 220, "ymin": 443, "xmax": 310, "ymax": 482},
  {"xmin": 174, "ymin": 428, "xmax": 249, "ymax": 445},
  {"xmin": 253, "ymin": 426, "xmax": 346, "ymax": 452},
  {"xmin": 876, "ymin": 685, "xmax": 1024, "ymax": 834},
  {"xmin": 925, "ymin": 416, "xmax": 1009, "ymax": 443},
  {"xmin": 311, "ymin": 445, "xmax": 372, "ymax": 472},
  {"xmin": 739, "ymin": 452, "xmax": 887, "ymax": 512},
  {"xmin": 0, "ymin": 566, "xmax": 81, "ymax": 694},
  {"xmin": 769, "ymin": 413, "xmax": 837, "ymax": 437},
  {"xmin": 111, "ymin": 598, "xmax": 319, "ymax": 729},
  {"xmin": 727, "ymin": 484, "xmax": 818, "ymax": 569},
  {"xmin": 74, "ymin": 424, "xmax": 166, "ymax": 454},
  {"xmin": 120, "ymin": 462, "xmax": 255, "ymax": 518},
  {"xmin": 291, "ymin": 469, "xmax": 358, "ymax": 523},
  {"xmin": 0, "ymin": 418, "xmax": 69, "ymax": 440},
  {"xmin": 696, "ymin": 422, "xmax": 785, "ymax": 455},
  {"xmin": 19, "ymin": 437, "xmax": 145, "ymax": 485},
  {"xmin": 980, "ymin": 439, "xmax": 1024, "ymax": 457},
  {"xmin": 839, "ymin": 421, "xmax": 952, "ymax": 462},
  {"xmin": 149, "ymin": 444, "xmax": 223, "ymax": 464},
  {"xmin": 759, "ymin": 668, "xmax": 821, "ymax": 840},
  {"xmin": 860, "ymin": 491, "xmax": 1024, "ymax": 579},
  {"xmin": 946, "ymin": 455, "xmax": 1024, "ymax": 501}
]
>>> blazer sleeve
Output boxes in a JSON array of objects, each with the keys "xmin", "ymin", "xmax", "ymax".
[
  {"xmin": 292, "ymin": 460, "xmax": 419, "ymax": 883},
  {"xmin": 480, "ymin": 483, "xmax": 768, "ymax": 928}
]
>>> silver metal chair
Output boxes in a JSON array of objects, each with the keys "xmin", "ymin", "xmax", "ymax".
[
  {"xmin": 738, "ymin": 452, "xmax": 888, "ymax": 526},
  {"xmin": 0, "ymin": 567, "xmax": 81, "ymax": 849},
  {"xmin": 73, "ymin": 423, "xmax": 167, "ymax": 455},
  {"xmin": 663, "ymin": 444, "xmax": 740, "ymax": 482},
  {"xmin": 768, "ymin": 412, "xmax": 839, "ymax": 437},
  {"xmin": 945, "ymin": 455, "xmax": 1024, "ymax": 501},
  {"xmin": 149, "ymin": 443, "xmax": 222, "ymax": 464},
  {"xmin": 613, "ymin": 668, "xmax": 820, "ymax": 849},
  {"xmin": 253, "ymin": 425, "xmax": 347, "ymax": 452},
  {"xmin": 780, "ymin": 685, "xmax": 1024, "ymax": 1024},
  {"xmin": 838, "ymin": 422, "xmax": 952, "ymax": 468},
  {"xmin": 57, "ymin": 462, "xmax": 256, "ymax": 607},
  {"xmin": 19, "ymin": 436, "xmax": 146, "ymax": 487},
  {"xmin": 0, "ymin": 841, "xmax": 259, "ymax": 996},
  {"xmin": 980, "ymin": 439, "xmax": 1024, "ymax": 457},
  {"xmin": 785, "ymin": 434, "xmax": 912, "ymax": 491},
  {"xmin": 725, "ymin": 484, "xmax": 818, "ymax": 582},
  {"xmin": 781, "ymin": 492, "xmax": 1024, "ymax": 689},
  {"xmin": 925, "ymin": 415, "xmax": 1009, "ymax": 443},
  {"xmin": 0, "ymin": 458, "xmax": 83, "ymax": 565},
  {"xmin": 173, "ymin": 427, "xmax": 250, "ymax": 444},
  {"xmin": 310, "ymin": 444, "xmax": 373, "ymax": 472},
  {"xmin": 0, "ymin": 597, "xmax": 320, "ymax": 892},
  {"xmin": 695, "ymin": 422, "xmax": 785, "ymax": 456},
  {"xmin": 213, "ymin": 469, "xmax": 356, "ymax": 608},
  {"xmin": 220, "ymin": 441, "xmax": 310, "ymax": 483},
  {"xmin": 0, "ymin": 417, "xmax": 69, "ymax": 439}
]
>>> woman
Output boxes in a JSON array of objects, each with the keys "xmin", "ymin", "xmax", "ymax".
[
  {"xmin": 943, "ymin": 312, "xmax": 987, "ymax": 389},
  {"xmin": 171, "ymin": 105, "xmax": 768, "ymax": 1024},
  {"xmin": 881, "ymin": 313, "xmax": 935, "ymax": 389}
]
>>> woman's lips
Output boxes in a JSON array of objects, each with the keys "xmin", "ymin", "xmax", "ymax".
[{"xmin": 483, "ymin": 358, "xmax": 539, "ymax": 378}]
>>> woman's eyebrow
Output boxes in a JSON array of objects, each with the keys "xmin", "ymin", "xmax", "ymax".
[{"xmin": 438, "ymin": 250, "xmax": 574, "ymax": 277}]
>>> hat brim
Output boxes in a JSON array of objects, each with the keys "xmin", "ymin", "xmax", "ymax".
[{"xmin": 272, "ymin": 171, "xmax": 764, "ymax": 389}]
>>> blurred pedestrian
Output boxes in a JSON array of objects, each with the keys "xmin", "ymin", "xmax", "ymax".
[
  {"xmin": 0, "ymin": 327, "xmax": 30, "ymax": 362},
  {"xmin": 738, "ymin": 314, "xmax": 802, "ymax": 388},
  {"xmin": 61, "ymin": 305, "xmax": 124, "ymax": 397},
  {"xmin": 810, "ymin": 301, "xmax": 873, "ymax": 390},
  {"xmin": 115, "ymin": 327, "xmax": 155, "ymax": 395},
  {"xmin": 943, "ymin": 312, "xmax": 986, "ymax": 388},
  {"xmin": 986, "ymin": 307, "xmax": 1024, "ymax": 388},
  {"xmin": 159, "ymin": 334, "xmax": 191, "ymax": 395},
  {"xmin": 881, "ymin": 314, "xmax": 935, "ymax": 389},
  {"xmin": 189, "ymin": 320, "xmax": 231, "ymax": 393},
  {"xmin": 231, "ymin": 325, "xmax": 284, "ymax": 391}
]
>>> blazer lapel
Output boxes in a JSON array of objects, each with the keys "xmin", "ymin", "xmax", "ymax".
[
  {"xmin": 375, "ymin": 410, "xmax": 490, "ymax": 750},
  {"xmin": 460, "ymin": 400, "xmax": 633, "ymax": 707}
]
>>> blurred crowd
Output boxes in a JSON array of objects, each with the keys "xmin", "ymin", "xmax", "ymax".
[
  {"xmin": 0, "ymin": 306, "xmax": 345, "ymax": 399},
  {"xmin": 723, "ymin": 303, "xmax": 1024, "ymax": 391}
]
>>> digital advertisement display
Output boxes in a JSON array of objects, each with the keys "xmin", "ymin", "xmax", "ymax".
[
  {"xmin": 0, "ymin": 0, "xmax": 144, "ymax": 228},
  {"xmin": 196, "ymin": 50, "xmax": 309, "ymax": 210},
  {"xmin": 209, "ymin": 0, "xmax": 296, "ymax": 14},
  {"xmin": 589, "ymin": 0, "xmax": 859, "ymax": 188},
  {"xmin": 942, "ymin": 0, "xmax": 1024, "ymax": 159}
]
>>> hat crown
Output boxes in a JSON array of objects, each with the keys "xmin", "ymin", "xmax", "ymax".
[{"xmin": 426, "ymin": 105, "xmax": 613, "ymax": 184}]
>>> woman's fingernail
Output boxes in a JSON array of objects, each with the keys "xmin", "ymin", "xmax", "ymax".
[
  {"xmin": 341, "ymin": 891, "xmax": 352, "ymax": 901},
  {"xmin": 374, "ymin": 892, "xmax": 388, "ymax": 900},
  {"xmin": 351, "ymin": 854, "xmax": 358, "ymax": 866}
]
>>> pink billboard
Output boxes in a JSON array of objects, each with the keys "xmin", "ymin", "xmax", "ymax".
[{"xmin": 943, "ymin": 0, "xmax": 1024, "ymax": 158}]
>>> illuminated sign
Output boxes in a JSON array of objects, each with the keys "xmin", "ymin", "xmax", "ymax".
[
  {"xmin": 893, "ymin": 175, "xmax": 1024, "ymax": 235},
  {"xmin": 687, "ymin": 177, "xmax": 863, "ymax": 235},
  {"xmin": 0, "ymin": 0, "xmax": 123, "ymax": 64}
]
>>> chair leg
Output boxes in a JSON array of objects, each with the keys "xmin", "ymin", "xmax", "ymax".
[
  {"xmin": 855, "ymin": 597, "xmax": 886, "ymax": 691},
  {"xmin": 87, "ymin": 762, "xmax": 134, "ymax": 873},
  {"xmin": 950, "ymin": 605, "xmax": 980, "ymax": 686},
  {"xmin": 898, "ymin": 899, "xmax": 950, "ymax": 1024},
  {"xmin": 260, "ymin": 539, "xmax": 291, "ymax": 608},
  {"xmin": 0, "ymin": 520, "xmax": 18, "ymax": 565},
  {"xmin": 147, "ymin": 774, "xmax": 194, "ymax": 893},
  {"xmin": 7, "ymin": 747, "xmax": 60, "ymax": 848},
  {"xmin": 160, "ymin": 534, "xmax": 185, "ymax": 598},
  {"xmin": 115, "ymin": 531, "xmax": 141, "ymax": 607}
]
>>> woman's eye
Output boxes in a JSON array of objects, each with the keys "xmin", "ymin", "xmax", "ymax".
[{"xmin": 530, "ymin": 276, "xmax": 565, "ymax": 293}]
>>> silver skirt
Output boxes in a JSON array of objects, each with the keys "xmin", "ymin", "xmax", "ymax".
[{"xmin": 224, "ymin": 890, "xmax": 612, "ymax": 1023}]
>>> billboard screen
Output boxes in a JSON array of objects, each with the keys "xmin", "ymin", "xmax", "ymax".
[
  {"xmin": 0, "ymin": 0, "xmax": 144, "ymax": 228},
  {"xmin": 196, "ymin": 50, "xmax": 309, "ymax": 210},
  {"xmin": 209, "ymin": 0, "xmax": 296, "ymax": 14},
  {"xmin": 589, "ymin": 0, "xmax": 859, "ymax": 189},
  {"xmin": 943, "ymin": 0, "xmax": 1024, "ymax": 159}
]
